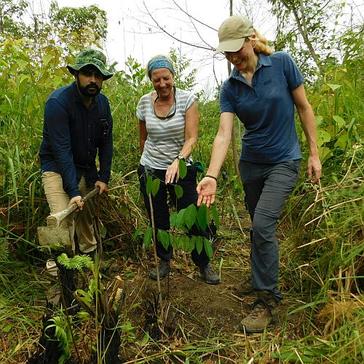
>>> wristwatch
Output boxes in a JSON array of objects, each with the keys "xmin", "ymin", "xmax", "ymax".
[{"xmin": 177, "ymin": 153, "xmax": 185, "ymax": 161}]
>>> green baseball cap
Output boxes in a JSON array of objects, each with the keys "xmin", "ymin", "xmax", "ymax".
[
  {"xmin": 67, "ymin": 48, "xmax": 113, "ymax": 80},
  {"xmin": 216, "ymin": 16, "xmax": 254, "ymax": 53}
]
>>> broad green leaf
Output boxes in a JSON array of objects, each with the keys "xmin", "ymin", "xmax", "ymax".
[
  {"xmin": 327, "ymin": 83, "xmax": 341, "ymax": 91},
  {"xmin": 195, "ymin": 236, "xmax": 203, "ymax": 254},
  {"xmin": 347, "ymin": 118, "xmax": 356, "ymax": 132},
  {"xmin": 180, "ymin": 235, "xmax": 190, "ymax": 251},
  {"xmin": 209, "ymin": 205, "xmax": 220, "ymax": 228},
  {"xmin": 146, "ymin": 175, "xmax": 153, "ymax": 195},
  {"xmin": 334, "ymin": 134, "xmax": 348, "ymax": 150},
  {"xmin": 132, "ymin": 228, "xmax": 144, "ymax": 241},
  {"xmin": 196, "ymin": 204, "xmax": 208, "ymax": 230},
  {"xmin": 170, "ymin": 235, "xmax": 177, "ymax": 248},
  {"xmin": 157, "ymin": 229, "xmax": 170, "ymax": 250},
  {"xmin": 2, "ymin": 324, "xmax": 13, "ymax": 333},
  {"xmin": 176, "ymin": 209, "xmax": 185, "ymax": 228},
  {"xmin": 170, "ymin": 212, "xmax": 178, "ymax": 228},
  {"xmin": 53, "ymin": 75, "xmax": 64, "ymax": 87},
  {"xmin": 0, "ymin": 104, "xmax": 9, "ymax": 114},
  {"xmin": 15, "ymin": 59, "xmax": 28, "ymax": 70},
  {"xmin": 272, "ymin": 350, "xmax": 301, "ymax": 361},
  {"xmin": 143, "ymin": 226, "xmax": 153, "ymax": 248},
  {"xmin": 319, "ymin": 146, "xmax": 333, "ymax": 161},
  {"xmin": 333, "ymin": 115, "xmax": 345, "ymax": 129},
  {"xmin": 19, "ymin": 74, "xmax": 30, "ymax": 85},
  {"xmin": 184, "ymin": 204, "xmax": 197, "ymax": 229},
  {"xmin": 138, "ymin": 333, "xmax": 150, "ymax": 347},
  {"xmin": 315, "ymin": 115, "xmax": 323, "ymax": 126},
  {"xmin": 151, "ymin": 178, "xmax": 160, "ymax": 197},
  {"xmin": 204, "ymin": 238, "xmax": 213, "ymax": 259},
  {"xmin": 186, "ymin": 236, "xmax": 195, "ymax": 252},
  {"xmin": 317, "ymin": 130, "xmax": 331, "ymax": 146},
  {"xmin": 42, "ymin": 53, "xmax": 54, "ymax": 67},
  {"xmin": 76, "ymin": 311, "xmax": 90, "ymax": 321},
  {"xmin": 179, "ymin": 159, "xmax": 187, "ymax": 179},
  {"xmin": 174, "ymin": 184, "xmax": 184, "ymax": 199}
]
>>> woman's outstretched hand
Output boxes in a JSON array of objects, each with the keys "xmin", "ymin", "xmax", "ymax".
[{"xmin": 196, "ymin": 177, "xmax": 217, "ymax": 207}]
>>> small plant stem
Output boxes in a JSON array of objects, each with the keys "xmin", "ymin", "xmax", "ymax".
[
  {"xmin": 94, "ymin": 253, "xmax": 102, "ymax": 364},
  {"xmin": 305, "ymin": 196, "xmax": 363, "ymax": 226},
  {"xmin": 339, "ymin": 148, "xmax": 357, "ymax": 185},
  {"xmin": 228, "ymin": 194, "xmax": 245, "ymax": 235},
  {"xmin": 148, "ymin": 193, "xmax": 162, "ymax": 301},
  {"xmin": 65, "ymin": 311, "xmax": 82, "ymax": 364},
  {"xmin": 218, "ymin": 257, "xmax": 223, "ymax": 281}
]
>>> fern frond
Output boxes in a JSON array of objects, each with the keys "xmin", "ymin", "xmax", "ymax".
[{"xmin": 57, "ymin": 253, "xmax": 93, "ymax": 271}]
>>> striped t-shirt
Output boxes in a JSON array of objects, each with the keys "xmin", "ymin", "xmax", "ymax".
[{"xmin": 136, "ymin": 88, "xmax": 196, "ymax": 170}]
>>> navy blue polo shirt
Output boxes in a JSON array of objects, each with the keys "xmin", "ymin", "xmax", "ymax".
[
  {"xmin": 220, "ymin": 51, "xmax": 304, "ymax": 163},
  {"xmin": 39, "ymin": 82, "xmax": 113, "ymax": 198}
]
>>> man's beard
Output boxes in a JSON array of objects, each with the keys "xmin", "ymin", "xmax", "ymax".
[{"xmin": 76, "ymin": 78, "xmax": 101, "ymax": 97}]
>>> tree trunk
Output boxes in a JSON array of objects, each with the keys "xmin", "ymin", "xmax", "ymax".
[
  {"xmin": 228, "ymin": 0, "xmax": 241, "ymax": 179},
  {"xmin": 281, "ymin": 0, "xmax": 324, "ymax": 74}
]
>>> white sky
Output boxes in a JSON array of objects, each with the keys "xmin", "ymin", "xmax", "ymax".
[
  {"xmin": 46, "ymin": 0, "xmax": 277, "ymax": 96},
  {"xmin": 32, "ymin": 0, "xmax": 363, "ymax": 95}
]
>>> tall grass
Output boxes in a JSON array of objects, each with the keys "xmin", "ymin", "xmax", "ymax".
[
  {"xmin": 0, "ymin": 260, "xmax": 45, "ymax": 363},
  {"xmin": 0, "ymin": 27, "xmax": 363, "ymax": 362},
  {"xmin": 277, "ymin": 39, "xmax": 364, "ymax": 361}
]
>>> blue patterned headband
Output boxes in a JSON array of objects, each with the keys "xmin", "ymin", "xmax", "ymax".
[{"xmin": 147, "ymin": 55, "xmax": 175, "ymax": 78}]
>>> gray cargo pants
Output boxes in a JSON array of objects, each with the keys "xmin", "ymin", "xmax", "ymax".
[{"xmin": 239, "ymin": 160, "xmax": 300, "ymax": 301}]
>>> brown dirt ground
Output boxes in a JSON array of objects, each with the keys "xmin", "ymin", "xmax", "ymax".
[
  {"xmin": 103, "ymin": 231, "xmax": 305, "ymax": 363},
  {"xmin": 2, "ymin": 210, "xmax": 307, "ymax": 363}
]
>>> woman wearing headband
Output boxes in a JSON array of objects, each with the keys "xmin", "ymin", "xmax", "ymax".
[{"xmin": 137, "ymin": 55, "xmax": 220, "ymax": 285}]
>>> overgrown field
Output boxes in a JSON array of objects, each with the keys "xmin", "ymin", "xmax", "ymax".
[{"xmin": 1, "ymin": 20, "xmax": 363, "ymax": 364}]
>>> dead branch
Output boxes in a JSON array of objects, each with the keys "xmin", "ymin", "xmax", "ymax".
[
  {"xmin": 280, "ymin": 0, "xmax": 324, "ymax": 74},
  {"xmin": 142, "ymin": 0, "xmax": 213, "ymax": 51},
  {"xmin": 171, "ymin": 0, "xmax": 218, "ymax": 31}
]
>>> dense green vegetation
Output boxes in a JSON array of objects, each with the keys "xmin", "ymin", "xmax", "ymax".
[{"xmin": 0, "ymin": 1, "xmax": 363, "ymax": 363}]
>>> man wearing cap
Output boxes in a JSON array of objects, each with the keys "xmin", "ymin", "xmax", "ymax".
[{"xmin": 39, "ymin": 48, "xmax": 114, "ymax": 255}]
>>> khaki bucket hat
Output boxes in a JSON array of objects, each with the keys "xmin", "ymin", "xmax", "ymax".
[
  {"xmin": 67, "ymin": 48, "xmax": 113, "ymax": 80},
  {"xmin": 216, "ymin": 15, "xmax": 254, "ymax": 53}
]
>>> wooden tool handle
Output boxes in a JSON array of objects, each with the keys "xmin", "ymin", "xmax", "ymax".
[{"xmin": 46, "ymin": 187, "xmax": 100, "ymax": 227}]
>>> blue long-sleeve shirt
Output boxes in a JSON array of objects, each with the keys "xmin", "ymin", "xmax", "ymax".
[{"xmin": 39, "ymin": 82, "xmax": 113, "ymax": 198}]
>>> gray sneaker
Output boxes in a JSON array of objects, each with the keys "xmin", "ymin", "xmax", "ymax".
[
  {"xmin": 149, "ymin": 260, "xmax": 170, "ymax": 280},
  {"xmin": 199, "ymin": 263, "xmax": 220, "ymax": 285},
  {"xmin": 240, "ymin": 298, "xmax": 277, "ymax": 333}
]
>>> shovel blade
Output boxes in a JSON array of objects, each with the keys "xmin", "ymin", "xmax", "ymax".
[{"xmin": 37, "ymin": 226, "xmax": 72, "ymax": 248}]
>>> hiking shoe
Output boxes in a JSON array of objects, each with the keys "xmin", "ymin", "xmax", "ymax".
[
  {"xmin": 199, "ymin": 263, "xmax": 220, "ymax": 285},
  {"xmin": 240, "ymin": 298, "xmax": 276, "ymax": 333},
  {"xmin": 149, "ymin": 260, "xmax": 170, "ymax": 280}
]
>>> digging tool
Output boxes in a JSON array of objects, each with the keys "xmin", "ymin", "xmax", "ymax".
[{"xmin": 37, "ymin": 187, "xmax": 99, "ymax": 248}]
